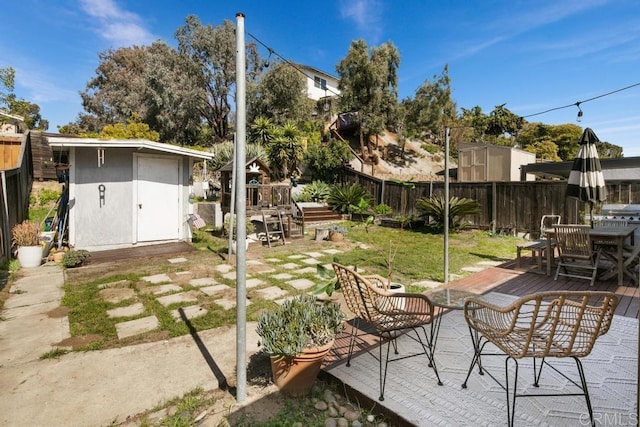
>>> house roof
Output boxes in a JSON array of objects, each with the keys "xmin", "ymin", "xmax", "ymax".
[
  {"xmin": 46, "ymin": 136, "xmax": 213, "ymax": 160},
  {"xmin": 522, "ymin": 156, "xmax": 640, "ymax": 181}
]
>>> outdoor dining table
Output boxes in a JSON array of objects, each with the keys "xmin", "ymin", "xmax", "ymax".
[
  {"xmin": 544, "ymin": 225, "xmax": 637, "ymax": 286},
  {"xmin": 588, "ymin": 225, "xmax": 637, "ymax": 287}
]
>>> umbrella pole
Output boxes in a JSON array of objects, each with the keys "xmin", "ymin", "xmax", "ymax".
[{"xmin": 589, "ymin": 202, "xmax": 594, "ymax": 228}]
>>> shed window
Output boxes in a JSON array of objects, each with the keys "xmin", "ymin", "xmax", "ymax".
[{"xmin": 314, "ymin": 76, "xmax": 327, "ymax": 90}]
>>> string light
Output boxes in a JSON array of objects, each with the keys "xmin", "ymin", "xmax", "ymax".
[
  {"xmin": 521, "ymin": 82, "xmax": 640, "ymax": 120},
  {"xmin": 244, "ymin": 31, "xmax": 639, "ymax": 123}
]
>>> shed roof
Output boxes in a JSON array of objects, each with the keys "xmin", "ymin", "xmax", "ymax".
[{"xmin": 47, "ymin": 136, "xmax": 213, "ymax": 160}]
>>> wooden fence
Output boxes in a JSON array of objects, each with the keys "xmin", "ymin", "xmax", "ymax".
[
  {"xmin": 341, "ymin": 168, "xmax": 640, "ymax": 237},
  {"xmin": 0, "ymin": 133, "xmax": 33, "ymax": 264}
]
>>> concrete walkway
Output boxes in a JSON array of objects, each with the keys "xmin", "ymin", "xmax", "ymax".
[{"xmin": 0, "ymin": 264, "xmax": 260, "ymax": 427}]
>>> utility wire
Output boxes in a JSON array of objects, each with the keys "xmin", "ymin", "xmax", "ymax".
[
  {"xmin": 247, "ymin": 31, "xmax": 342, "ymax": 98},
  {"xmin": 522, "ymin": 82, "xmax": 640, "ymax": 119},
  {"xmin": 246, "ymin": 31, "xmax": 639, "ymax": 122}
]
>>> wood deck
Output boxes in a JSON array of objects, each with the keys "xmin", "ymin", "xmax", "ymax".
[{"xmin": 443, "ymin": 259, "xmax": 639, "ymax": 318}]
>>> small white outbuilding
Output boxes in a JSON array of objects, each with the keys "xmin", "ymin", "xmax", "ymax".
[{"xmin": 47, "ymin": 136, "xmax": 213, "ymax": 251}]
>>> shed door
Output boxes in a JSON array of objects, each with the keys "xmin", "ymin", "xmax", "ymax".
[{"xmin": 136, "ymin": 156, "xmax": 181, "ymax": 242}]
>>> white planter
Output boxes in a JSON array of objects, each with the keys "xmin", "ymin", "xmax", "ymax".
[
  {"xmin": 17, "ymin": 245, "xmax": 43, "ymax": 268},
  {"xmin": 231, "ymin": 239, "xmax": 250, "ymax": 254}
]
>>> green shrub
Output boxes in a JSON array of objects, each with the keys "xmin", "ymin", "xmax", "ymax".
[
  {"xmin": 38, "ymin": 188, "xmax": 60, "ymax": 206},
  {"xmin": 63, "ymin": 249, "xmax": 91, "ymax": 268},
  {"xmin": 327, "ymin": 183, "xmax": 371, "ymax": 214},
  {"xmin": 416, "ymin": 194, "xmax": 481, "ymax": 232},
  {"xmin": 300, "ymin": 180, "xmax": 331, "ymax": 203},
  {"xmin": 373, "ymin": 203, "xmax": 393, "ymax": 216}
]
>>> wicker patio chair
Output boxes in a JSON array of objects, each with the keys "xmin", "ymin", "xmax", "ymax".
[
  {"xmin": 462, "ymin": 291, "xmax": 619, "ymax": 427},
  {"xmin": 553, "ymin": 224, "xmax": 602, "ymax": 286},
  {"xmin": 332, "ymin": 262, "xmax": 442, "ymax": 401}
]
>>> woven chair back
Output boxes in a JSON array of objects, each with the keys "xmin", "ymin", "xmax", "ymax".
[{"xmin": 466, "ymin": 291, "xmax": 618, "ymax": 359}]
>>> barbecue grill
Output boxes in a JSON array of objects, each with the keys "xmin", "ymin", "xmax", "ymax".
[{"xmin": 591, "ymin": 203, "xmax": 640, "ymax": 241}]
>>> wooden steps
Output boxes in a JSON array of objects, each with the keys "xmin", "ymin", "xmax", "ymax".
[{"xmin": 301, "ymin": 205, "xmax": 341, "ymax": 222}]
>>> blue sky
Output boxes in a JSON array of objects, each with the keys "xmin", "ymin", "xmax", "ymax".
[{"xmin": 1, "ymin": 0, "xmax": 639, "ymax": 156}]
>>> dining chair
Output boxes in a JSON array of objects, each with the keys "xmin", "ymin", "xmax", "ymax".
[
  {"xmin": 462, "ymin": 291, "xmax": 619, "ymax": 427},
  {"xmin": 516, "ymin": 215, "xmax": 561, "ymax": 271},
  {"xmin": 553, "ymin": 224, "xmax": 602, "ymax": 286},
  {"xmin": 332, "ymin": 262, "xmax": 442, "ymax": 401}
]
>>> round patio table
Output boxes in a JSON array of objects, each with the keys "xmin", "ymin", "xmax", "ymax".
[{"xmin": 428, "ymin": 288, "xmax": 485, "ymax": 376}]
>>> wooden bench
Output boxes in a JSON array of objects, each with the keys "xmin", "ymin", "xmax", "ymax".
[{"xmin": 516, "ymin": 239, "xmax": 550, "ymax": 271}]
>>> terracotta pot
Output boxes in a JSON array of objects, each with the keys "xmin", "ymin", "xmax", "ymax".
[
  {"xmin": 328, "ymin": 231, "xmax": 344, "ymax": 242},
  {"xmin": 270, "ymin": 340, "xmax": 334, "ymax": 397}
]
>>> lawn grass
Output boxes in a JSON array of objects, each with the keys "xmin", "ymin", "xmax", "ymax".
[{"xmin": 319, "ymin": 221, "xmax": 520, "ymax": 285}]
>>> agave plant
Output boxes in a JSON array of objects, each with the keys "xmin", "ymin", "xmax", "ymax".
[
  {"xmin": 327, "ymin": 183, "xmax": 372, "ymax": 214},
  {"xmin": 416, "ymin": 194, "xmax": 481, "ymax": 232}
]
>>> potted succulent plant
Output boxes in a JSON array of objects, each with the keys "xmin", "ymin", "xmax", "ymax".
[
  {"xmin": 11, "ymin": 220, "xmax": 43, "ymax": 268},
  {"xmin": 256, "ymin": 295, "xmax": 345, "ymax": 396},
  {"xmin": 327, "ymin": 224, "xmax": 347, "ymax": 242}
]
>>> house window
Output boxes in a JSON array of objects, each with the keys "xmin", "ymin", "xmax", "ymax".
[{"xmin": 314, "ymin": 76, "xmax": 327, "ymax": 90}]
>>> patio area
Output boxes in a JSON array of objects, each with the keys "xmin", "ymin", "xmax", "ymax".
[{"xmin": 321, "ymin": 260, "xmax": 639, "ymax": 426}]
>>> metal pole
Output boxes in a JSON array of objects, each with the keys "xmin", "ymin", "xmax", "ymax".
[
  {"xmin": 235, "ymin": 12, "xmax": 247, "ymax": 404},
  {"xmin": 444, "ymin": 127, "xmax": 450, "ymax": 284}
]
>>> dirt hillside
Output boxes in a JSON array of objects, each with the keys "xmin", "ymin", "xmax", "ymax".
[{"xmin": 348, "ymin": 131, "xmax": 449, "ymax": 182}]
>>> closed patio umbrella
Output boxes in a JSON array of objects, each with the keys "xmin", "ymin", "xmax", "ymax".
[{"xmin": 566, "ymin": 127, "xmax": 607, "ymax": 227}]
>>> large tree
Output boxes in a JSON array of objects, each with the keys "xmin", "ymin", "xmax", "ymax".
[
  {"xmin": 248, "ymin": 61, "xmax": 313, "ymax": 125},
  {"xmin": 336, "ymin": 40, "xmax": 400, "ymax": 158},
  {"xmin": 0, "ymin": 66, "xmax": 49, "ymax": 130},
  {"xmin": 175, "ymin": 16, "xmax": 261, "ymax": 143},
  {"xmin": 401, "ymin": 65, "xmax": 456, "ymax": 146}
]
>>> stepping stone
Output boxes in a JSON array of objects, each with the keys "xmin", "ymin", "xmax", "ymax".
[
  {"xmin": 222, "ymin": 271, "xmax": 237, "ymax": 280},
  {"xmin": 272, "ymin": 273, "xmax": 293, "ymax": 280},
  {"xmin": 411, "ymin": 280, "xmax": 442, "ymax": 289},
  {"xmin": 303, "ymin": 252, "xmax": 324, "ymax": 258},
  {"xmin": 175, "ymin": 271, "xmax": 192, "ymax": 276},
  {"xmin": 247, "ymin": 264, "xmax": 276, "ymax": 274},
  {"xmin": 323, "ymin": 249, "xmax": 343, "ymax": 255},
  {"xmin": 168, "ymin": 257, "xmax": 187, "ymax": 264},
  {"xmin": 98, "ymin": 279, "xmax": 131, "ymax": 289},
  {"xmin": 281, "ymin": 263, "xmax": 299, "ymax": 270},
  {"xmin": 253, "ymin": 286, "xmax": 288, "ymax": 300},
  {"xmin": 246, "ymin": 278, "xmax": 264, "ymax": 288},
  {"xmin": 200, "ymin": 284, "xmax": 232, "ymax": 296},
  {"xmin": 214, "ymin": 297, "xmax": 251, "ymax": 310},
  {"xmin": 115, "ymin": 315, "xmax": 159, "ymax": 340},
  {"xmin": 171, "ymin": 305, "xmax": 207, "ymax": 320},
  {"xmin": 301, "ymin": 258, "xmax": 321, "ymax": 265},
  {"xmin": 107, "ymin": 302, "xmax": 145, "ymax": 318},
  {"xmin": 141, "ymin": 273, "xmax": 172, "ymax": 284},
  {"xmin": 264, "ymin": 258, "xmax": 281, "ymax": 263},
  {"xmin": 478, "ymin": 260, "xmax": 503, "ymax": 267},
  {"xmin": 189, "ymin": 277, "xmax": 218, "ymax": 287},
  {"xmin": 247, "ymin": 259, "xmax": 264, "ymax": 266},
  {"xmin": 141, "ymin": 284, "xmax": 182, "ymax": 295},
  {"xmin": 99, "ymin": 287, "xmax": 136, "ymax": 304},
  {"xmin": 462, "ymin": 266, "xmax": 486, "ymax": 273},
  {"xmin": 215, "ymin": 264, "xmax": 234, "ymax": 273},
  {"xmin": 295, "ymin": 267, "xmax": 317, "ymax": 274},
  {"xmin": 157, "ymin": 291, "xmax": 199, "ymax": 307},
  {"xmin": 287, "ymin": 255, "xmax": 305, "ymax": 259},
  {"xmin": 286, "ymin": 278, "xmax": 316, "ymax": 290}
]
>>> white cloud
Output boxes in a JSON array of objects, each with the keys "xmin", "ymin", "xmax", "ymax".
[
  {"xmin": 79, "ymin": 0, "xmax": 155, "ymax": 47},
  {"xmin": 339, "ymin": 0, "xmax": 384, "ymax": 41}
]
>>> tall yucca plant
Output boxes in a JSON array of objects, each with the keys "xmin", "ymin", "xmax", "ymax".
[{"xmin": 416, "ymin": 194, "xmax": 481, "ymax": 232}]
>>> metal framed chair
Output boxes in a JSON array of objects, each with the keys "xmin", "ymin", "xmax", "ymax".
[
  {"xmin": 462, "ymin": 291, "xmax": 619, "ymax": 427},
  {"xmin": 332, "ymin": 262, "xmax": 442, "ymax": 401},
  {"xmin": 553, "ymin": 224, "xmax": 602, "ymax": 286}
]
